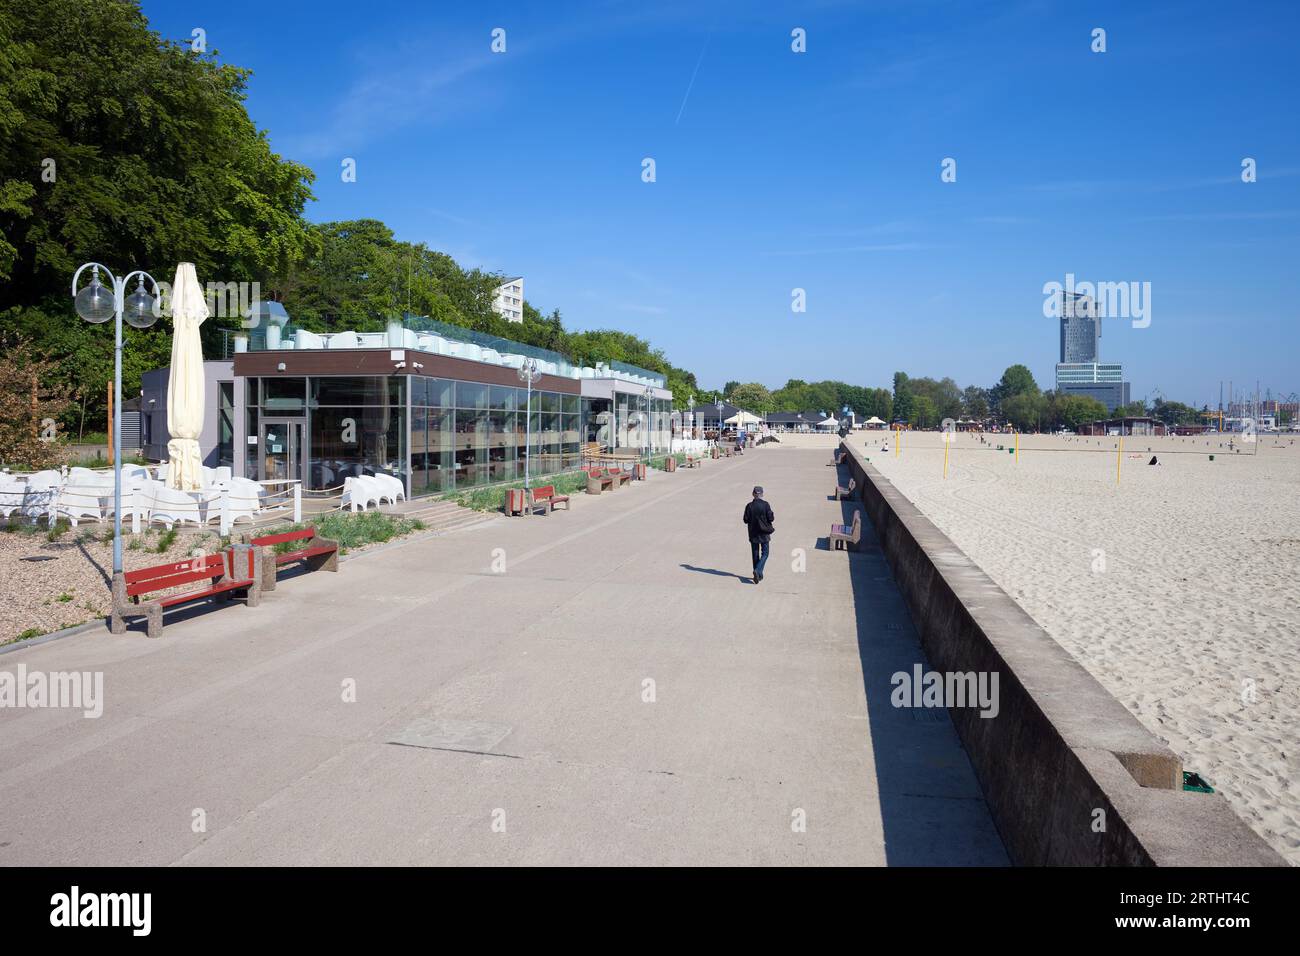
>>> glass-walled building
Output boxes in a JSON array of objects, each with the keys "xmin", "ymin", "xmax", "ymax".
[{"xmin": 148, "ymin": 317, "xmax": 674, "ymax": 497}]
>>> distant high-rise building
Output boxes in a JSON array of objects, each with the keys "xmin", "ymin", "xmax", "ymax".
[
  {"xmin": 1054, "ymin": 291, "xmax": 1129, "ymax": 412},
  {"xmin": 1059, "ymin": 292, "xmax": 1099, "ymax": 363},
  {"xmin": 492, "ymin": 277, "xmax": 524, "ymax": 323}
]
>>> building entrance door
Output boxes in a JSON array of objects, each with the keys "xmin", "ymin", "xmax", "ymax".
[{"xmin": 260, "ymin": 419, "xmax": 304, "ymax": 484}]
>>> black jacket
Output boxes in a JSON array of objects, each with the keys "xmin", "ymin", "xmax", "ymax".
[{"xmin": 743, "ymin": 499, "xmax": 775, "ymax": 539}]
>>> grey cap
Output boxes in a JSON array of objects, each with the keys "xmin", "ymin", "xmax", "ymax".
[{"xmin": 752, "ymin": 486, "xmax": 764, "ymax": 495}]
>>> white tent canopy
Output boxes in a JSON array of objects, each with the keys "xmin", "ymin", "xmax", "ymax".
[
  {"xmin": 864, "ymin": 416, "xmax": 886, "ymax": 425},
  {"xmin": 165, "ymin": 262, "xmax": 210, "ymax": 491},
  {"xmin": 817, "ymin": 416, "xmax": 839, "ymax": 428},
  {"xmin": 725, "ymin": 410, "xmax": 762, "ymax": 427}
]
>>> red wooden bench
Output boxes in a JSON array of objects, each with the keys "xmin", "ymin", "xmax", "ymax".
[
  {"xmin": 683, "ymin": 455, "xmax": 701, "ymax": 468},
  {"xmin": 586, "ymin": 468, "xmax": 615, "ymax": 494},
  {"xmin": 110, "ymin": 548, "xmax": 260, "ymax": 639},
  {"xmin": 247, "ymin": 527, "xmax": 340, "ymax": 591},
  {"xmin": 608, "ymin": 467, "xmax": 632, "ymax": 488},
  {"xmin": 530, "ymin": 484, "xmax": 570, "ymax": 514}
]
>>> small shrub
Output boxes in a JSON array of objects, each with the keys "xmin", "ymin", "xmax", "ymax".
[
  {"xmin": 46, "ymin": 517, "xmax": 72, "ymax": 541},
  {"xmin": 153, "ymin": 528, "xmax": 178, "ymax": 553},
  {"xmin": 57, "ymin": 592, "xmax": 73, "ymax": 602}
]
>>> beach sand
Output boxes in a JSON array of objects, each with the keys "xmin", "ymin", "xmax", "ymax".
[{"xmin": 779, "ymin": 429, "xmax": 1299, "ymax": 864}]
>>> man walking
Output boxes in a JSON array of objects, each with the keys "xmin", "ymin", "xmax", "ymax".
[{"xmin": 743, "ymin": 485, "xmax": 775, "ymax": 584}]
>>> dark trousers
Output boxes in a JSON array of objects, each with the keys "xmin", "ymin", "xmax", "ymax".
[{"xmin": 750, "ymin": 535, "xmax": 770, "ymax": 576}]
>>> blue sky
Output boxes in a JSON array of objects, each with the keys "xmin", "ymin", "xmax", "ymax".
[{"xmin": 143, "ymin": 0, "xmax": 1299, "ymax": 406}]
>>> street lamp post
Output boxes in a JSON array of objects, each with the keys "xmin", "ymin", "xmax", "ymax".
[
  {"xmin": 517, "ymin": 357, "xmax": 541, "ymax": 492},
  {"xmin": 715, "ymin": 399, "xmax": 723, "ymax": 445},
  {"xmin": 71, "ymin": 262, "xmax": 161, "ymax": 581},
  {"xmin": 643, "ymin": 385, "xmax": 653, "ymax": 462}
]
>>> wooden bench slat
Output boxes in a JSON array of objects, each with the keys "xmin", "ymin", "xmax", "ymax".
[
  {"xmin": 125, "ymin": 555, "xmax": 224, "ymax": 586},
  {"xmin": 250, "ymin": 528, "xmax": 316, "ymax": 547},
  {"xmin": 274, "ymin": 545, "xmax": 335, "ymax": 565},
  {"xmin": 153, "ymin": 579, "xmax": 249, "ymax": 608}
]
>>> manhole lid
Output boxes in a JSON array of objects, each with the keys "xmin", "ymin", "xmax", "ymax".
[{"xmin": 20, "ymin": 555, "xmax": 57, "ymax": 562}]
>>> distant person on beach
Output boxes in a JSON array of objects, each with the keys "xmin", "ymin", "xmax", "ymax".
[{"xmin": 743, "ymin": 485, "xmax": 775, "ymax": 584}]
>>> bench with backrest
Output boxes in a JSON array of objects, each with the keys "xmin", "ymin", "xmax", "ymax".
[
  {"xmin": 830, "ymin": 510, "xmax": 862, "ymax": 551},
  {"xmin": 586, "ymin": 467, "xmax": 615, "ymax": 494},
  {"xmin": 111, "ymin": 548, "xmax": 260, "ymax": 638},
  {"xmin": 530, "ymin": 484, "xmax": 570, "ymax": 514},
  {"xmin": 834, "ymin": 477, "xmax": 857, "ymax": 500},
  {"xmin": 246, "ymin": 526, "xmax": 339, "ymax": 591}
]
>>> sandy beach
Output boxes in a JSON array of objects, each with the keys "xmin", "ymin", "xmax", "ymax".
[{"xmin": 781, "ymin": 428, "xmax": 1298, "ymax": 863}]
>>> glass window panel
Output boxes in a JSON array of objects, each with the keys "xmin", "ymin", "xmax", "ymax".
[
  {"xmin": 562, "ymin": 413, "xmax": 579, "ymax": 444},
  {"xmin": 309, "ymin": 406, "xmax": 405, "ymax": 489},
  {"xmin": 262, "ymin": 376, "xmax": 306, "ymax": 412},
  {"xmin": 562, "ymin": 393, "xmax": 579, "ymax": 414},
  {"xmin": 244, "ymin": 407, "xmax": 259, "ymax": 479},
  {"xmin": 456, "ymin": 381, "xmax": 488, "ymax": 410},
  {"xmin": 490, "ymin": 385, "xmax": 515, "ymax": 411},
  {"xmin": 411, "ymin": 376, "xmax": 428, "ymax": 407},
  {"xmin": 538, "ymin": 391, "xmax": 558, "ymax": 413},
  {"xmin": 428, "ymin": 378, "xmax": 454, "ymax": 408},
  {"xmin": 312, "ymin": 376, "xmax": 393, "ymax": 406}
]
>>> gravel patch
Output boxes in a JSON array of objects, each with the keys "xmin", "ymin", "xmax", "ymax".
[{"xmin": 0, "ymin": 522, "xmax": 226, "ymax": 644}]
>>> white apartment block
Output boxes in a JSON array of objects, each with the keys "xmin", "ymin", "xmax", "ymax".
[{"xmin": 492, "ymin": 276, "xmax": 524, "ymax": 323}]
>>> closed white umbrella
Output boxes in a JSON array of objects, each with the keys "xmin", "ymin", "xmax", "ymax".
[{"xmin": 166, "ymin": 262, "xmax": 210, "ymax": 490}]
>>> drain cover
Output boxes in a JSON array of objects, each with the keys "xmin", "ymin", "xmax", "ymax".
[
  {"xmin": 20, "ymin": 555, "xmax": 57, "ymax": 562},
  {"xmin": 388, "ymin": 717, "xmax": 513, "ymax": 755}
]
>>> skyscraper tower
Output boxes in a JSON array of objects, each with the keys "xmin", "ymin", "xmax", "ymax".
[{"xmin": 1059, "ymin": 291, "xmax": 1100, "ymax": 363}]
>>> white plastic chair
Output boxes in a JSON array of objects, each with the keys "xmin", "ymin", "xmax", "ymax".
[
  {"xmin": 343, "ymin": 475, "xmax": 382, "ymax": 512},
  {"xmin": 57, "ymin": 474, "xmax": 115, "ymax": 526},
  {"xmin": 0, "ymin": 477, "xmax": 26, "ymax": 519},
  {"xmin": 146, "ymin": 485, "xmax": 203, "ymax": 530},
  {"xmin": 368, "ymin": 473, "xmax": 405, "ymax": 505},
  {"xmin": 20, "ymin": 470, "xmax": 62, "ymax": 524},
  {"xmin": 209, "ymin": 477, "xmax": 262, "ymax": 527}
]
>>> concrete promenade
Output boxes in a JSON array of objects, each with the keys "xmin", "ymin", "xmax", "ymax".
[{"xmin": 0, "ymin": 445, "xmax": 1006, "ymax": 865}]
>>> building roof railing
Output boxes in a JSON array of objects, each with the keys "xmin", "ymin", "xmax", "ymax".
[{"xmin": 218, "ymin": 312, "xmax": 668, "ymax": 388}]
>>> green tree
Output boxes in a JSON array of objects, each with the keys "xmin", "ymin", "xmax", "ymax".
[
  {"xmin": 1052, "ymin": 394, "xmax": 1108, "ymax": 430},
  {"xmin": 729, "ymin": 382, "xmax": 772, "ymax": 412},
  {"xmin": 1112, "ymin": 400, "xmax": 1148, "ymax": 418},
  {"xmin": 892, "ymin": 372, "xmax": 915, "ymax": 423},
  {"xmin": 0, "ymin": 0, "xmax": 316, "ymax": 304},
  {"xmin": 912, "ymin": 394, "xmax": 938, "ymax": 429},
  {"xmin": 1001, "ymin": 392, "xmax": 1047, "ymax": 431},
  {"xmin": 963, "ymin": 385, "xmax": 990, "ymax": 421},
  {"xmin": 993, "ymin": 365, "xmax": 1039, "ymax": 406}
]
